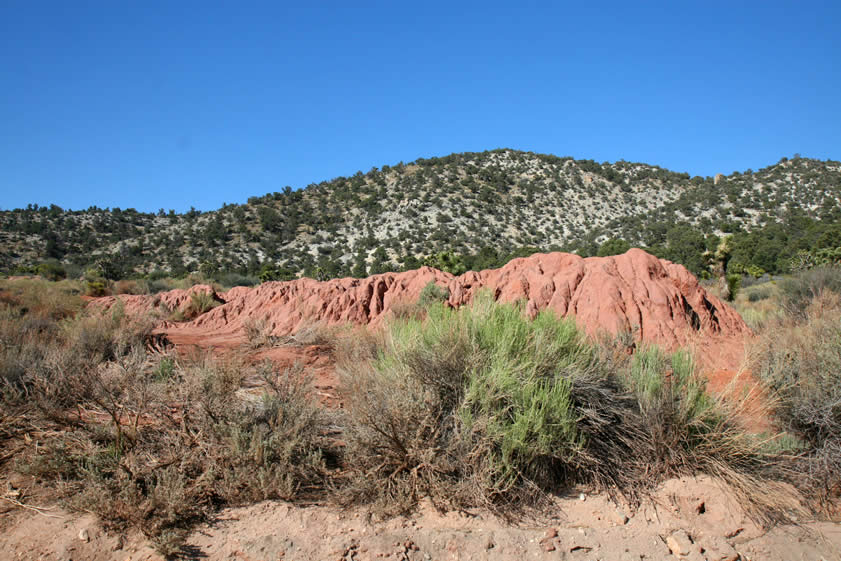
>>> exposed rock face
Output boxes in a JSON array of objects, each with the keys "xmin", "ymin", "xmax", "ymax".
[{"xmin": 94, "ymin": 249, "xmax": 751, "ymax": 370}]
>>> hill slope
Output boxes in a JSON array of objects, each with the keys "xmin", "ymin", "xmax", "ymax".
[{"xmin": 2, "ymin": 150, "xmax": 840, "ymax": 279}]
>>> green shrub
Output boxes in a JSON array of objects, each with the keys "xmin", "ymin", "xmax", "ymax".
[
  {"xmin": 456, "ymin": 300, "xmax": 589, "ymax": 485},
  {"xmin": 339, "ymin": 292, "xmax": 781, "ymax": 517},
  {"xmin": 745, "ymin": 265, "xmax": 766, "ymax": 279},
  {"xmin": 597, "ymin": 237, "xmax": 631, "ymax": 257},
  {"xmin": 338, "ymin": 294, "xmax": 594, "ymax": 512},
  {"xmin": 86, "ymin": 280, "xmax": 108, "ymax": 297},
  {"xmin": 35, "ymin": 261, "xmax": 67, "ymax": 281},
  {"xmin": 422, "ymin": 251, "xmax": 466, "ymax": 275},
  {"xmin": 418, "ymin": 281, "xmax": 449, "ymax": 307},
  {"xmin": 623, "ymin": 347, "xmax": 725, "ymax": 475},
  {"xmin": 628, "ymin": 348, "xmax": 710, "ymax": 416},
  {"xmin": 387, "ymin": 282, "xmax": 450, "ymax": 321},
  {"xmin": 214, "ymin": 272, "xmax": 259, "ymax": 288},
  {"xmin": 748, "ymin": 288, "xmax": 771, "ymax": 302},
  {"xmin": 147, "ymin": 278, "xmax": 176, "ymax": 294},
  {"xmin": 154, "ymin": 357, "xmax": 175, "ymax": 381}
]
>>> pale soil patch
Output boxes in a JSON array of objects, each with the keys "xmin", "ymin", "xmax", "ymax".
[{"xmin": 2, "ymin": 477, "xmax": 839, "ymax": 561}]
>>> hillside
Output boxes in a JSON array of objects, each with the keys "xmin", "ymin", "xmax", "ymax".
[{"xmin": 2, "ymin": 150, "xmax": 840, "ymax": 281}]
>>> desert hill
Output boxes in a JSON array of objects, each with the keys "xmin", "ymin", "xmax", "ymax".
[{"xmin": 2, "ymin": 150, "xmax": 840, "ymax": 281}]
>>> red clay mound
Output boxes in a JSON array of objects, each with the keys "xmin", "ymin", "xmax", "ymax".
[
  {"xmin": 93, "ymin": 249, "xmax": 751, "ymax": 370},
  {"xmin": 89, "ymin": 284, "xmax": 221, "ymax": 318}
]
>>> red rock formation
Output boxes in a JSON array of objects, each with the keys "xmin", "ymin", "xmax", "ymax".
[
  {"xmin": 89, "ymin": 283, "xmax": 220, "ymax": 318},
  {"xmin": 92, "ymin": 249, "xmax": 751, "ymax": 370}
]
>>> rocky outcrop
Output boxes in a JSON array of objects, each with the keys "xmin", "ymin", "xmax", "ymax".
[{"xmin": 93, "ymin": 249, "xmax": 750, "ymax": 369}]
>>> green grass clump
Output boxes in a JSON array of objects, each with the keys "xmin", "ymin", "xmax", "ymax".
[
  {"xmin": 181, "ymin": 290, "xmax": 222, "ymax": 320},
  {"xmin": 628, "ymin": 347, "xmax": 711, "ymax": 421}
]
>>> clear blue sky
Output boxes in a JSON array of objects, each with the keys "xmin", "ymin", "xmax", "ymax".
[{"xmin": 1, "ymin": 1, "xmax": 839, "ymax": 213}]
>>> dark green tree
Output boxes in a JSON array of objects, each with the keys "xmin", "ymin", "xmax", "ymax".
[
  {"xmin": 422, "ymin": 251, "xmax": 466, "ymax": 275},
  {"xmin": 369, "ymin": 247, "xmax": 393, "ymax": 275},
  {"xmin": 597, "ymin": 238, "xmax": 631, "ymax": 257}
]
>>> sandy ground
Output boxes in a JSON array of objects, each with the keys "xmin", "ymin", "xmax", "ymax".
[{"xmin": 2, "ymin": 476, "xmax": 839, "ymax": 561}]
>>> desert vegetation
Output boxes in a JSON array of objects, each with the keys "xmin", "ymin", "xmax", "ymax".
[
  {"xmin": 335, "ymin": 293, "xmax": 803, "ymax": 523},
  {"xmin": 749, "ymin": 270, "xmax": 841, "ymax": 513},
  {"xmin": 2, "ymin": 263, "xmax": 841, "ymax": 557},
  {"xmin": 2, "ymin": 151, "xmax": 840, "ymax": 285},
  {"xmin": 0, "ymin": 278, "xmax": 334, "ymax": 556}
]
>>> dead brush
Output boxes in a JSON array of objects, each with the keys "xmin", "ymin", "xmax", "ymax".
[
  {"xmin": 0, "ymin": 277, "xmax": 83, "ymax": 321},
  {"xmin": 113, "ymin": 279, "xmax": 149, "ymax": 295},
  {"xmin": 0, "ymin": 314, "xmax": 53, "ymax": 406},
  {"xmin": 779, "ymin": 267, "xmax": 841, "ymax": 319},
  {"xmin": 613, "ymin": 345, "xmax": 807, "ymax": 524},
  {"xmin": 242, "ymin": 317, "xmax": 280, "ymax": 349},
  {"xmin": 336, "ymin": 350, "xmax": 470, "ymax": 516},
  {"xmin": 0, "ymin": 287, "xmax": 332, "ymax": 556},
  {"xmin": 16, "ymin": 350, "xmax": 334, "ymax": 557},
  {"xmin": 277, "ymin": 320, "xmax": 337, "ymax": 349},
  {"xmin": 386, "ymin": 297, "xmax": 426, "ymax": 321},
  {"xmin": 751, "ymin": 291, "xmax": 841, "ymax": 515},
  {"xmin": 332, "ymin": 326, "xmax": 381, "ymax": 365}
]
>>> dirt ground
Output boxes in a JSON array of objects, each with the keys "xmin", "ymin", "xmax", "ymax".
[{"xmin": 2, "ymin": 476, "xmax": 839, "ymax": 561}]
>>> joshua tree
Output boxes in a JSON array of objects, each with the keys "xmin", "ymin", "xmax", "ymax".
[{"xmin": 706, "ymin": 236, "xmax": 733, "ymax": 301}]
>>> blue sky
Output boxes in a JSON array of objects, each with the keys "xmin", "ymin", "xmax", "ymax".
[{"xmin": 1, "ymin": 1, "xmax": 839, "ymax": 213}]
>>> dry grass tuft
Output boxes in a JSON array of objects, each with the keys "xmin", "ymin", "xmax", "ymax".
[
  {"xmin": 277, "ymin": 320, "xmax": 337, "ymax": 349},
  {"xmin": 242, "ymin": 317, "xmax": 279, "ymax": 349}
]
